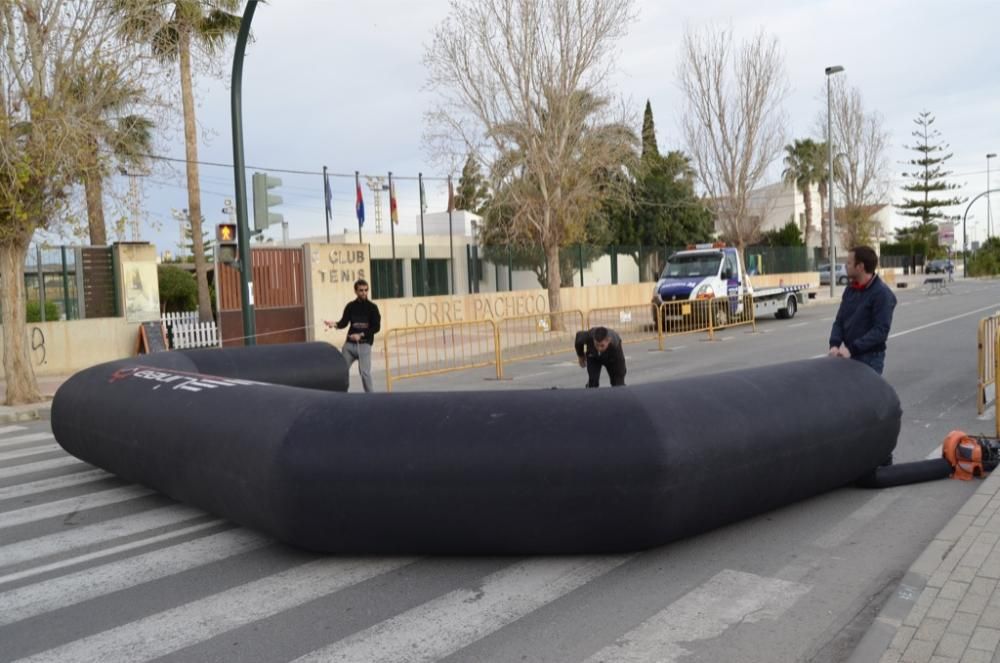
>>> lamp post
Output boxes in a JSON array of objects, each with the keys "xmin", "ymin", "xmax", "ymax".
[
  {"xmin": 825, "ymin": 65, "xmax": 844, "ymax": 297},
  {"xmin": 987, "ymin": 153, "xmax": 996, "ymax": 241}
]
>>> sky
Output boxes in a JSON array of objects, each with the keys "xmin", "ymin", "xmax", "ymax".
[{"xmin": 81, "ymin": 0, "xmax": 1000, "ymax": 257}]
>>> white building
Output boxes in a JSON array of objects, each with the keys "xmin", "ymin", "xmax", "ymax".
[{"xmin": 290, "ymin": 210, "xmax": 643, "ymax": 297}]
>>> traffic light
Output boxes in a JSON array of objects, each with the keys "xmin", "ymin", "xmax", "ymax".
[
  {"xmin": 216, "ymin": 222, "xmax": 238, "ymax": 264},
  {"xmin": 252, "ymin": 172, "xmax": 283, "ymax": 231}
]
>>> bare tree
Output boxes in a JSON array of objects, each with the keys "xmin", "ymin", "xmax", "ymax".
[
  {"xmin": 0, "ymin": 1, "xmax": 148, "ymax": 404},
  {"xmin": 817, "ymin": 77, "xmax": 890, "ymax": 248},
  {"xmin": 424, "ymin": 0, "xmax": 636, "ymax": 316},
  {"xmin": 677, "ymin": 26, "xmax": 789, "ymax": 250}
]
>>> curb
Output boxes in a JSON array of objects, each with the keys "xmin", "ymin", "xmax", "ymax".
[{"xmin": 846, "ymin": 472, "xmax": 1000, "ymax": 662}]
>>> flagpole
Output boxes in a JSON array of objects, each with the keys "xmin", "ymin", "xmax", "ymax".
[
  {"xmin": 418, "ymin": 172, "xmax": 428, "ymax": 296},
  {"xmin": 447, "ymin": 175, "xmax": 455, "ymax": 295},
  {"xmin": 354, "ymin": 171, "xmax": 363, "ymax": 244},
  {"xmin": 323, "ymin": 165, "xmax": 330, "ymax": 244},
  {"xmin": 388, "ymin": 171, "xmax": 399, "ymax": 297}
]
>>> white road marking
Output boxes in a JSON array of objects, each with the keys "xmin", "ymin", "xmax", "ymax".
[
  {"xmin": 0, "ymin": 457, "xmax": 84, "ymax": 480},
  {"xmin": 0, "ymin": 456, "xmax": 83, "ymax": 479},
  {"xmin": 15, "ymin": 557, "xmax": 415, "ymax": 663},
  {"xmin": 788, "ymin": 322, "xmax": 809, "ymax": 328},
  {"xmin": 0, "ymin": 445, "xmax": 61, "ymax": 462},
  {"xmin": 0, "ymin": 505, "xmax": 205, "ymax": 569},
  {"xmin": 0, "ymin": 425, "xmax": 29, "ymax": 437},
  {"xmin": 0, "ymin": 433, "xmax": 54, "ymax": 449},
  {"xmin": 293, "ymin": 556, "xmax": 631, "ymax": 663},
  {"xmin": 0, "ymin": 485, "xmax": 155, "ymax": 529},
  {"xmin": 0, "ymin": 525, "xmax": 263, "ymax": 625},
  {"xmin": 888, "ymin": 303, "xmax": 1000, "ymax": 340},
  {"xmin": 0, "ymin": 468, "xmax": 111, "ymax": 501},
  {"xmin": 582, "ymin": 569, "xmax": 810, "ymax": 663}
]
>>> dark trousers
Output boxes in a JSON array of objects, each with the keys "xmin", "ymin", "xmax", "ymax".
[
  {"xmin": 853, "ymin": 351, "xmax": 885, "ymax": 375},
  {"xmin": 586, "ymin": 356, "xmax": 626, "ymax": 388}
]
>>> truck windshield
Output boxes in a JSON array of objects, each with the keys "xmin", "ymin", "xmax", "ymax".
[{"xmin": 661, "ymin": 254, "xmax": 722, "ymax": 279}]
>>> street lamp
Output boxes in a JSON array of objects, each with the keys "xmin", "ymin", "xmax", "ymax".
[
  {"xmin": 825, "ymin": 65, "xmax": 844, "ymax": 297},
  {"xmin": 987, "ymin": 153, "xmax": 996, "ymax": 241}
]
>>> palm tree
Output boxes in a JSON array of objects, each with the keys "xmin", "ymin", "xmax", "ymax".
[
  {"xmin": 115, "ymin": 0, "xmax": 241, "ymax": 322},
  {"xmin": 782, "ymin": 139, "xmax": 820, "ymax": 248},
  {"xmin": 68, "ymin": 64, "xmax": 154, "ymax": 246}
]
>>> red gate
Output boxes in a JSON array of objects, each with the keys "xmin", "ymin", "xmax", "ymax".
[{"xmin": 217, "ymin": 247, "xmax": 305, "ymax": 346}]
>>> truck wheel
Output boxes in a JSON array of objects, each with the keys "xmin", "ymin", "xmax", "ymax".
[
  {"xmin": 776, "ymin": 295, "xmax": 797, "ymax": 320},
  {"xmin": 714, "ymin": 303, "xmax": 729, "ymax": 327}
]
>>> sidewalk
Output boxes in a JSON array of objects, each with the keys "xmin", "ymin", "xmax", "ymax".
[
  {"xmin": 0, "ymin": 374, "xmax": 63, "ymax": 423},
  {"xmin": 850, "ymin": 469, "xmax": 1000, "ymax": 663}
]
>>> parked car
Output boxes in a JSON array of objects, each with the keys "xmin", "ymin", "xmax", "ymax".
[
  {"xmin": 926, "ymin": 259, "xmax": 951, "ymax": 274},
  {"xmin": 819, "ymin": 263, "xmax": 848, "ymax": 285}
]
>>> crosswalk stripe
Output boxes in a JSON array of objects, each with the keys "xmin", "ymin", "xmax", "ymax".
[
  {"xmin": 14, "ymin": 557, "xmax": 416, "ymax": 663},
  {"xmin": 0, "ymin": 444, "xmax": 61, "ymax": 462},
  {"xmin": 0, "ymin": 519, "xmax": 224, "ymax": 586},
  {"xmin": 0, "ymin": 457, "xmax": 86, "ymax": 480},
  {"xmin": 0, "ymin": 425, "xmax": 29, "ymax": 437},
  {"xmin": 0, "ymin": 505, "xmax": 205, "ymax": 569},
  {"xmin": 292, "ymin": 555, "xmax": 632, "ymax": 663},
  {"xmin": 0, "ymin": 469, "xmax": 112, "ymax": 501},
  {"xmin": 582, "ymin": 569, "xmax": 810, "ymax": 663},
  {"xmin": 0, "ymin": 433, "xmax": 55, "ymax": 450},
  {"xmin": 0, "ymin": 485, "xmax": 155, "ymax": 529},
  {"xmin": 0, "ymin": 525, "xmax": 264, "ymax": 626}
]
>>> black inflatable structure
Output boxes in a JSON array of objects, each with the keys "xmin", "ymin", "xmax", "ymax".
[
  {"xmin": 856, "ymin": 458, "xmax": 954, "ymax": 488},
  {"xmin": 52, "ymin": 346, "xmax": 902, "ymax": 554}
]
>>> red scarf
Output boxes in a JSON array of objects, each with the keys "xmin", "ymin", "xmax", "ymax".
[{"xmin": 850, "ymin": 275, "xmax": 874, "ymax": 290}]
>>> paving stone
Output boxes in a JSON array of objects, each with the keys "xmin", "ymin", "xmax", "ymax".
[
  {"xmin": 935, "ymin": 632, "xmax": 971, "ymax": 659},
  {"xmin": 968, "ymin": 627, "xmax": 1000, "ymax": 652}
]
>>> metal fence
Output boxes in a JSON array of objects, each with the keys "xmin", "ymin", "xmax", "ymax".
[
  {"xmin": 979, "ymin": 313, "xmax": 1000, "ymax": 415},
  {"xmin": 495, "ymin": 310, "xmax": 586, "ymax": 365},
  {"xmin": 382, "ymin": 319, "xmax": 501, "ymax": 392}
]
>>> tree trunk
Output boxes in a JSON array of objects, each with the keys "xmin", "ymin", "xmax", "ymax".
[
  {"xmin": 543, "ymin": 241, "xmax": 563, "ymax": 331},
  {"xmin": 1, "ymin": 234, "xmax": 42, "ymax": 405},
  {"xmin": 801, "ymin": 185, "xmax": 812, "ymax": 247},
  {"xmin": 82, "ymin": 142, "xmax": 108, "ymax": 246},
  {"xmin": 179, "ymin": 27, "xmax": 213, "ymax": 323}
]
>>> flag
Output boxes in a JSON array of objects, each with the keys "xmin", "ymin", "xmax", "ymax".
[
  {"xmin": 390, "ymin": 181, "xmax": 399, "ymax": 225},
  {"xmin": 419, "ymin": 176, "xmax": 427, "ymax": 215},
  {"xmin": 324, "ymin": 173, "xmax": 332, "ymax": 219},
  {"xmin": 355, "ymin": 180, "xmax": 365, "ymax": 226},
  {"xmin": 447, "ymin": 177, "xmax": 454, "ymax": 213}
]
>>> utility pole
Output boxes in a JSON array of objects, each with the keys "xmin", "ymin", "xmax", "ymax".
[{"xmin": 366, "ymin": 176, "xmax": 388, "ymax": 234}]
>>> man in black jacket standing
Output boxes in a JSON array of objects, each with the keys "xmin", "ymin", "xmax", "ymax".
[
  {"xmin": 334, "ymin": 279, "xmax": 381, "ymax": 392},
  {"xmin": 574, "ymin": 326, "xmax": 626, "ymax": 388},
  {"xmin": 828, "ymin": 246, "xmax": 896, "ymax": 375}
]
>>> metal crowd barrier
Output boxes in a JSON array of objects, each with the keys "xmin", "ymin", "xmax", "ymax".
[
  {"xmin": 708, "ymin": 293, "xmax": 758, "ymax": 335},
  {"xmin": 382, "ymin": 319, "xmax": 501, "ymax": 392},
  {"xmin": 381, "ymin": 296, "xmax": 761, "ymax": 391},
  {"xmin": 587, "ymin": 304, "xmax": 665, "ymax": 351},
  {"xmin": 495, "ymin": 310, "xmax": 586, "ymax": 365},
  {"xmin": 981, "ymin": 313, "xmax": 1000, "ymax": 415}
]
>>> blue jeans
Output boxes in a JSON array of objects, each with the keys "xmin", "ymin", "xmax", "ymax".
[{"xmin": 853, "ymin": 351, "xmax": 885, "ymax": 375}]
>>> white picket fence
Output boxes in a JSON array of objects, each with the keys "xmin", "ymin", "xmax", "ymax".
[{"xmin": 163, "ymin": 311, "xmax": 220, "ymax": 349}]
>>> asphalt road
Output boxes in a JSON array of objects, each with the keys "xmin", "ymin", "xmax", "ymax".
[{"xmin": 1, "ymin": 279, "xmax": 997, "ymax": 663}]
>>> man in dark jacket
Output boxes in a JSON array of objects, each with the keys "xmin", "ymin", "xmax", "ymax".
[
  {"xmin": 334, "ymin": 279, "xmax": 381, "ymax": 392},
  {"xmin": 828, "ymin": 246, "xmax": 896, "ymax": 375},
  {"xmin": 574, "ymin": 326, "xmax": 626, "ymax": 388}
]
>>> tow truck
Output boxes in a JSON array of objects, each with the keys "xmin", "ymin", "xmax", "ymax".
[{"xmin": 650, "ymin": 243, "xmax": 810, "ymax": 327}]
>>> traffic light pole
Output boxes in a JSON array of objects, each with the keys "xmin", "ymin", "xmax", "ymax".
[{"xmin": 230, "ymin": 0, "xmax": 257, "ymax": 345}]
